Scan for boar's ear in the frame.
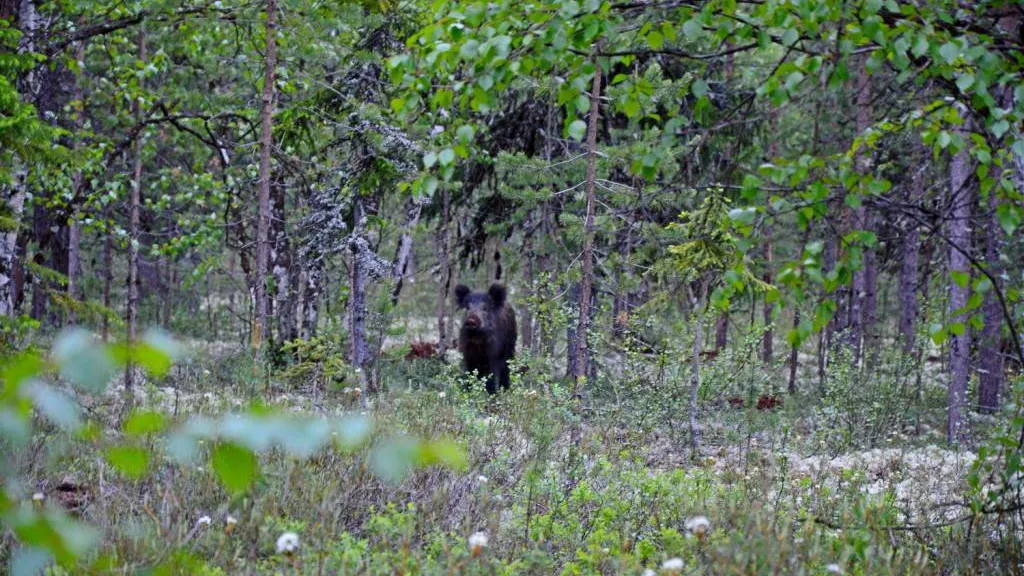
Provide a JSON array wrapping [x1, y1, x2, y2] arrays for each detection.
[[488, 283, 507, 307], [454, 284, 471, 308]]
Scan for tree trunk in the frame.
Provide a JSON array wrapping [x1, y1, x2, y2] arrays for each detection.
[[390, 195, 427, 306], [101, 208, 113, 341], [821, 225, 838, 386], [849, 57, 876, 361], [978, 182, 1003, 413], [612, 206, 634, 340], [762, 107, 779, 364], [272, 182, 296, 344], [66, 36, 86, 325], [947, 109, 973, 444], [899, 178, 923, 359], [0, 168, 27, 318], [434, 186, 451, 355], [521, 219, 535, 351], [687, 278, 709, 458], [253, 0, 277, 351], [348, 195, 377, 394], [573, 60, 602, 385], [787, 227, 812, 393], [126, 28, 147, 397], [714, 312, 728, 351]]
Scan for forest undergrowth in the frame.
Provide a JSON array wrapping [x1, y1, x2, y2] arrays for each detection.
[[8, 330, 1020, 576]]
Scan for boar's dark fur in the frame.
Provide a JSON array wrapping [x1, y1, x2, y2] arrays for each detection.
[[454, 283, 517, 394]]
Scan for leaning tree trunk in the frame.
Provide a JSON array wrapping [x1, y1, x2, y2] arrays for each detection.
[[126, 28, 147, 398], [253, 0, 277, 351], [390, 194, 427, 306], [947, 109, 973, 444]]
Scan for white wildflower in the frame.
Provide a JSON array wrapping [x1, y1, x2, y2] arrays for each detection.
[[276, 532, 300, 554], [477, 475, 488, 484], [661, 557, 684, 572], [825, 564, 843, 574], [197, 515, 212, 527], [685, 516, 712, 539], [225, 515, 238, 534], [468, 531, 488, 556], [202, 369, 211, 377], [32, 492, 44, 504], [642, 570, 657, 576], [438, 391, 447, 399]]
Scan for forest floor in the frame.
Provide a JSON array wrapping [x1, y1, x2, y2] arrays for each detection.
[[21, 331, 1009, 575]]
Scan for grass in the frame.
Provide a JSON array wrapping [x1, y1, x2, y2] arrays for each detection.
[[11, 333, 1021, 576]]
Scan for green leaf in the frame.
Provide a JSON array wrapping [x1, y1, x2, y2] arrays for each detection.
[[690, 79, 709, 98], [949, 322, 966, 336], [784, 71, 804, 91], [997, 204, 1020, 235], [52, 328, 116, 393], [438, 148, 456, 167], [682, 19, 702, 38], [782, 28, 798, 46], [575, 93, 590, 115], [212, 443, 258, 495], [647, 30, 664, 50], [422, 176, 439, 197], [459, 39, 480, 60], [568, 119, 587, 141], [991, 120, 1009, 139], [370, 436, 419, 483], [938, 42, 959, 64], [11, 547, 53, 576], [417, 439, 468, 471], [728, 207, 756, 225], [134, 329, 179, 378], [105, 445, 150, 480], [2, 353, 43, 392], [124, 409, 167, 436], [911, 34, 929, 57], [455, 125, 475, 144], [333, 415, 373, 451], [25, 381, 81, 431], [956, 74, 974, 92], [423, 152, 437, 169], [951, 269, 970, 288]]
